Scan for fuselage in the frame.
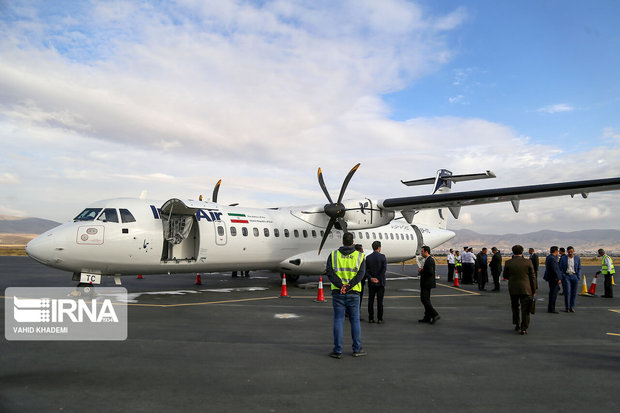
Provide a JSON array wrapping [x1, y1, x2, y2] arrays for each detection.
[[26, 198, 455, 278]]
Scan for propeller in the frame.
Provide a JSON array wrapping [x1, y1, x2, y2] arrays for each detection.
[[212, 179, 222, 203], [317, 163, 360, 255]]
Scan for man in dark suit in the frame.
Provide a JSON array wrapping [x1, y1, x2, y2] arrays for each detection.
[[489, 247, 502, 292], [559, 246, 581, 312], [528, 248, 540, 276], [366, 241, 387, 324], [418, 246, 440, 324], [503, 245, 537, 335], [475, 247, 489, 291], [543, 246, 562, 313]]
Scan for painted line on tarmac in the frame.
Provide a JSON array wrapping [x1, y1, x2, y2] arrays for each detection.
[[606, 333, 620, 336]]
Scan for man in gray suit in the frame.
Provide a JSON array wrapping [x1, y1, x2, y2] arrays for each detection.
[[503, 245, 537, 335]]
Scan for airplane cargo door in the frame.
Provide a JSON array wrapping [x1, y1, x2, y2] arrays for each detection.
[[215, 221, 227, 246]]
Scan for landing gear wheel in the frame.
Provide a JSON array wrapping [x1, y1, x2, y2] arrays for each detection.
[[286, 274, 300, 283]]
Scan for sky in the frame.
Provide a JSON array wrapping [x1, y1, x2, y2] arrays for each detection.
[[1, 0, 620, 234]]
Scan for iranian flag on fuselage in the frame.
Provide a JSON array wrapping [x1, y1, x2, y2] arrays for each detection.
[[228, 212, 249, 224]]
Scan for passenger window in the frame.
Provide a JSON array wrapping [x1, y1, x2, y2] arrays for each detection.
[[74, 208, 102, 221], [372, 233, 376, 240], [366, 232, 370, 239], [242, 227, 248, 236], [217, 226, 225, 236], [119, 209, 136, 223], [358, 232, 363, 239], [264, 228, 270, 237], [384, 233, 388, 240], [312, 230, 317, 238], [274, 229, 280, 237], [302, 230, 307, 238], [97, 208, 119, 223], [320, 230, 325, 237], [284, 229, 290, 238], [390, 233, 394, 240], [294, 230, 299, 238], [253, 228, 259, 237], [231, 227, 237, 236], [401, 234, 404, 240], [379, 233, 383, 240]]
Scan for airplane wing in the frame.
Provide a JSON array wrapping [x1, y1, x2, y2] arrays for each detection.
[[378, 177, 620, 219]]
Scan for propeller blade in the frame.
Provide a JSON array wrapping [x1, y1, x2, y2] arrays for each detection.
[[318, 218, 335, 256], [317, 167, 334, 204], [212, 179, 222, 203], [336, 163, 360, 203], [335, 217, 348, 233]]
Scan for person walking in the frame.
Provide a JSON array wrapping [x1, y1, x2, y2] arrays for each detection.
[[543, 246, 562, 313], [490, 247, 502, 291], [418, 246, 440, 324], [325, 232, 367, 358], [598, 248, 615, 298], [366, 241, 387, 324], [559, 246, 581, 312], [503, 245, 537, 335]]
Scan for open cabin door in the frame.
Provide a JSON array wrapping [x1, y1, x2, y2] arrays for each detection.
[[160, 198, 201, 263]]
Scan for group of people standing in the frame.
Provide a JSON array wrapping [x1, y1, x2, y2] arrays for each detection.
[[325, 233, 615, 357], [447, 247, 503, 291]]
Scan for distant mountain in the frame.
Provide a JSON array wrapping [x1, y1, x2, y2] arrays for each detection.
[[0, 216, 61, 234], [448, 229, 620, 254]]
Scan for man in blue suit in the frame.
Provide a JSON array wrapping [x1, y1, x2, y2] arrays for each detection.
[[543, 246, 562, 313], [559, 246, 581, 312]]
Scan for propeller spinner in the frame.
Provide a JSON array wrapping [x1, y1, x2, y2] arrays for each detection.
[[317, 163, 360, 255]]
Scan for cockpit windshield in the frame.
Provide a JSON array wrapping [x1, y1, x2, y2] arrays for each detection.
[[74, 208, 102, 221]]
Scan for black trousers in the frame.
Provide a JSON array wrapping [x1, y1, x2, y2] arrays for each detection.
[[420, 288, 438, 320], [463, 263, 475, 284], [491, 270, 501, 291], [510, 294, 532, 330], [368, 284, 385, 321], [548, 281, 559, 311], [604, 274, 614, 297], [447, 263, 455, 282]]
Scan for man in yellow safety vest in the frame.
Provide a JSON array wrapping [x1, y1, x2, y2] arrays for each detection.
[[598, 248, 615, 298], [325, 232, 367, 358]]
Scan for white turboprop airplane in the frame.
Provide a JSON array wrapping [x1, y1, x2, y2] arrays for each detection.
[[25, 165, 620, 286]]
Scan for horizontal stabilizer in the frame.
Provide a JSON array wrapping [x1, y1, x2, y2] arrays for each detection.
[[401, 170, 496, 186]]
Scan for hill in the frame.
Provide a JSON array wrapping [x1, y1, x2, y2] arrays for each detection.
[[0, 216, 61, 234], [448, 228, 620, 254]]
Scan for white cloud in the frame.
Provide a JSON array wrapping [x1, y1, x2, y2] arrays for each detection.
[[0, 173, 19, 184], [537, 103, 574, 114]]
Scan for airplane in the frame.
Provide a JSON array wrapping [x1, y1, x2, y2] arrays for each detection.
[[25, 165, 620, 286]]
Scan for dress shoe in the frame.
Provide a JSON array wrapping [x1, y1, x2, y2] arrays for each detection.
[[368, 319, 375, 323], [548, 310, 559, 314], [329, 352, 342, 359], [520, 330, 528, 335], [430, 316, 441, 324], [569, 308, 575, 313], [377, 320, 384, 324], [352, 350, 367, 357]]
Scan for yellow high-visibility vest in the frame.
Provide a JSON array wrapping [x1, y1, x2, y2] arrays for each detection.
[[602, 255, 616, 275], [330, 250, 364, 292]]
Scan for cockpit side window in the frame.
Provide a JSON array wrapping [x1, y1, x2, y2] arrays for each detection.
[[74, 208, 102, 221], [97, 208, 119, 223], [119, 209, 136, 223]]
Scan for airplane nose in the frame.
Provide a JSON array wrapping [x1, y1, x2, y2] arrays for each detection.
[[26, 232, 58, 265]]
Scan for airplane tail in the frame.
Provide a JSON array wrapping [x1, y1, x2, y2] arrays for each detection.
[[401, 169, 496, 229]]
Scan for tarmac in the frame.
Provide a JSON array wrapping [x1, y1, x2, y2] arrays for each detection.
[[1, 256, 619, 413]]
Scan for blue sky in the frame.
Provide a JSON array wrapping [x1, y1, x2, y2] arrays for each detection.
[[1, 0, 620, 233]]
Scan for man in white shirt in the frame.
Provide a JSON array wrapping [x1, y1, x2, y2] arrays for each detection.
[[447, 249, 455, 282]]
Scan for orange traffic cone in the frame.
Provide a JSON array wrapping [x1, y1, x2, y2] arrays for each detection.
[[579, 275, 590, 296], [453, 270, 460, 287], [195, 273, 202, 285], [280, 273, 289, 298], [315, 276, 326, 302], [137, 274, 143, 279], [588, 273, 598, 295]]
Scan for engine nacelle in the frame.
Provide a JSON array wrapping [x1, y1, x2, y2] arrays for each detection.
[[342, 199, 394, 230]]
